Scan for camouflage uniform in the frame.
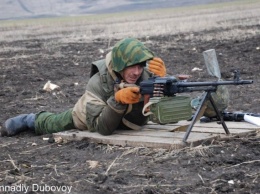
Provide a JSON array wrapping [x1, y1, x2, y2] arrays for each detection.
[[35, 38, 154, 135]]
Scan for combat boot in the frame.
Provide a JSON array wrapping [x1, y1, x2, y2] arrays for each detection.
[[1, 113, 36, 136]]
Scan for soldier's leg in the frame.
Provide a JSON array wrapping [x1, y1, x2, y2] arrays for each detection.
[[2, 113, 36, 136], [2, 109, 76, 136], [35, 109, 75, 135]]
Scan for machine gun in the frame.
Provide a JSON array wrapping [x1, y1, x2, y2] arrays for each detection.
[[140, 71, 253, 142]]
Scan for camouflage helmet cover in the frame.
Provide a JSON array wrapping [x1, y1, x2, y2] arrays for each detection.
[[111, 38, 154, 72]]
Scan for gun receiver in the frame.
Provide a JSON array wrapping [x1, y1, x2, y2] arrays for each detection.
[[140, 72, 253, 97]]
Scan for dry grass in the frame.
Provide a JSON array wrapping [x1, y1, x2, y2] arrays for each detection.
[[0, 0, 259, 43]]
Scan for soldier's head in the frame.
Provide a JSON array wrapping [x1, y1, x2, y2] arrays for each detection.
[[111, 38, 154, 83]]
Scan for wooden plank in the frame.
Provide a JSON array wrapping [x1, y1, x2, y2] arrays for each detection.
[[194, 122, 259, 129], [54, 130, 218, 149], [147, 121, 260, 130], [187, 127, 255, 134], [53, 121, 259, 149], [144, 125, 256, 134]]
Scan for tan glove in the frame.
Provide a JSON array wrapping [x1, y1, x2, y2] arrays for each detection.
[[147, 57, 166, 77], [115, 87, 141, 104]]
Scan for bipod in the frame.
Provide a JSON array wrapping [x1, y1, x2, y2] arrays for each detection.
[[183, 90, 230, 143]]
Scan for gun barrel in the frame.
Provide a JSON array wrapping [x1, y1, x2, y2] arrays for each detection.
[[177, 80, 253, 87]]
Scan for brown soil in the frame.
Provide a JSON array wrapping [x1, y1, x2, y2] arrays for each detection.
[[0, 24, 260, 193]]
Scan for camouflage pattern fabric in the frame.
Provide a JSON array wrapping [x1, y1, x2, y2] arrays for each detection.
[[203, 85, 230, 117], [111, 38, 154, 72], [35, 109, 75, 135]]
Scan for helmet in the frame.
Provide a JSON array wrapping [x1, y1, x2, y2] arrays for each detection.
[[111, 38, 154, 72]]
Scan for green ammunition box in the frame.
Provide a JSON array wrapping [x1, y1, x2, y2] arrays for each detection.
[[149, 96, 192, 124]]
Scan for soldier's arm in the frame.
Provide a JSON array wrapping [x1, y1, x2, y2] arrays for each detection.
[[85, 74, 127, 135]]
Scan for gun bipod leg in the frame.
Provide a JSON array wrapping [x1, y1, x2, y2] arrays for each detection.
[[183, 92, 209, 142], [208, 93, 230, 135], [183, 91, 230, 143]]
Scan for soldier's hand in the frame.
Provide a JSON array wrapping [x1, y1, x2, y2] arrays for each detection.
[[147, 57, 166, 77], [115, 87, 141, 104]]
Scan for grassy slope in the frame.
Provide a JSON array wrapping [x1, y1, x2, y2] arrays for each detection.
[[0, 0, 259, 43]]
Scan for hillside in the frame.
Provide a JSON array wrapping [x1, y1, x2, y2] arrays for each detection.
[[1, 0, 236, 20]]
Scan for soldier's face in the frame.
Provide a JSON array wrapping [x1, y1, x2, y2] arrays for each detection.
[[121, 64, 144, 84]]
